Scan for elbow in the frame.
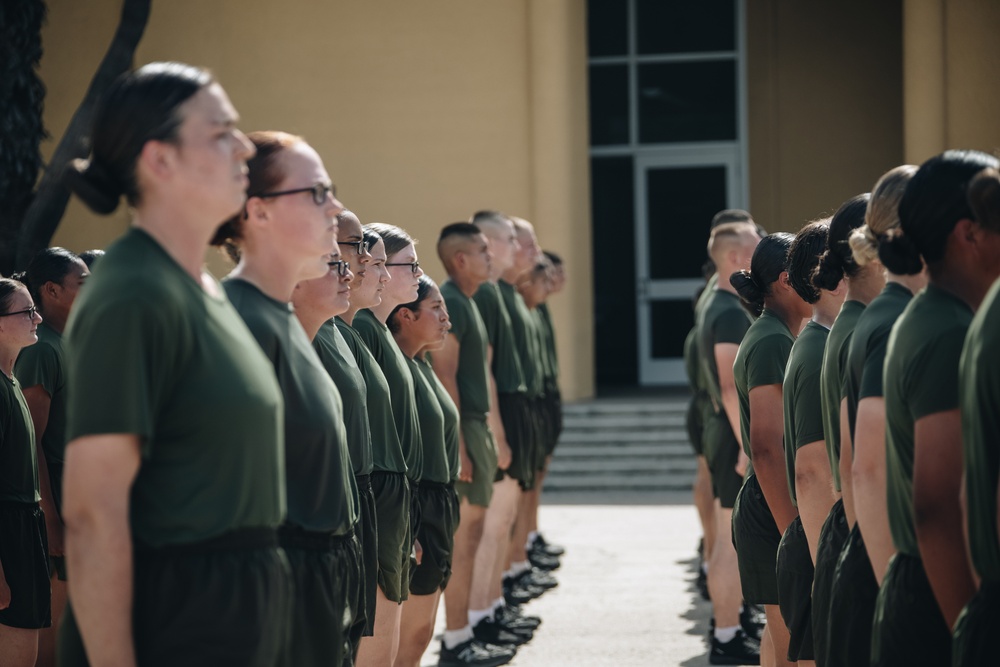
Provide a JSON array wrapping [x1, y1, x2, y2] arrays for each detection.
[[912, 490, 956, 531]]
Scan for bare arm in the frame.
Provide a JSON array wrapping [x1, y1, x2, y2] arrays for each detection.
[[63, 434, 142, 667], [851, 397, 895, 583], [715, 343, 748, 475], [431, 335, 472, 483], [485, 345, 511, 470], [912, 408, 976, 628], [795, 440, 836, 563], [838, 399, 857, 527], [748, 384, 797, 533], [22, 385, 63, 557]]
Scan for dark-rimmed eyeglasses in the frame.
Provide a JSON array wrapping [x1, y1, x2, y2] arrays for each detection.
[[327, 260, 351, 277], [251, 182, 335, 206], [0, 305, 38, 319], [385, 261, 421, 275], [338, 239, 370, 255]]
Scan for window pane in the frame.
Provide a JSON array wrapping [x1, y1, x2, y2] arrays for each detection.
[[646, 165, 727, 280], [592, 156, 637, 386], [638, 60, 736, 143], [589, 64, 630, 146], [636, 0, 735, 55], [650, 300, 694, 359], [587, 0, 628, 57]]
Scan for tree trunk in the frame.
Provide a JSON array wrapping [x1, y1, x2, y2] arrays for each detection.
[[12, 0, 151, 272]]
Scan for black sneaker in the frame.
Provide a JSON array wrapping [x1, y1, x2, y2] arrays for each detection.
[[502, 577, 545, 605], [437, 638, 515, 667], [709, 629, 761, 665], [739, 604, 765, 642], [528, 550, 561, 571], [696, 567, 710, 601], [472, 617, 532, 647], [531, 533, 565, 557], [519, 568, 558, 590], [495, 604, 541, 631]]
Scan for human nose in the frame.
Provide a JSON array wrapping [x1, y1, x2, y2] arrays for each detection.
[[342, 267, 354, 283], [414, 264, 424, 278], [234, 129, 255, 160], [32, 309, 43, 324]]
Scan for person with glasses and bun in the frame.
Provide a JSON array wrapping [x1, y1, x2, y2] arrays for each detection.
[[58, 62, 288, 667], [0, 277, 47, 667], [872, 150, 1000, 667], [730, 232, 811, 667], [13, 247, 89, 667], [211, 130, 362, 667]]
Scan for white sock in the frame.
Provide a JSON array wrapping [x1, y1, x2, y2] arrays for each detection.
[[443, 626, 474, 649], [527, 531, 539, 549], [492, 597, 505, 612], [714, 625, 739, 643], [468, 607, 493, 627]]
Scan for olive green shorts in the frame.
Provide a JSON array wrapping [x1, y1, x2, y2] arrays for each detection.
[[498, 392, 536, 490], [455, 416, 498, 508], [355, 474, 377, 637], [731, 472, 781, 604], [871, 552, 951, 667], [776, 516, 814, 661], [0, 503, 50, 629], [686, 392, 712, 457], [953, 581, 1000, 667], [826, 524, 878, 667], [703, 412, 743, 509], [811, 498, 848, 665], [370, 470, 411, 603], [410, 482, 461, 596]]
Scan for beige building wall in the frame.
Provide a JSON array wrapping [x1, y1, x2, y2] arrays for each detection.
[[39, 0, 594, 399], [746, 1, 904, 232]]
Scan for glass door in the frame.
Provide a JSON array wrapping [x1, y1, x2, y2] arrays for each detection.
[[635, 147, 742, 384]]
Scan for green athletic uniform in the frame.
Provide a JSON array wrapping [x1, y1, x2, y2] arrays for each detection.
[[439, 280, 495, 507], [416, 357, 461, 482], [820, 300, 864, 490], [225, 278, 360, 666], [60, 228, 288, 667], [354, 309, 423, 482], [777, 320, 828, 662], [954, 277, 1000, 665], [408, 357, 451, 485], [732, 308, 794, 605], [874, 284, 970, 666], [537, 302, 564, 459], [498, 280, 542, 400]]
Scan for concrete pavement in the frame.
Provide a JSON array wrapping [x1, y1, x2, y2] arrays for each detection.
[[420, 493, 714, 666]]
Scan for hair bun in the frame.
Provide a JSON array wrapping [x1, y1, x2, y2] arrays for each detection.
[[878, 228, 923, 275], [63, 158, 122, 215], [812, 248, 845, 291], [10, 271, 27, 283], [730, 270, 764, 316]]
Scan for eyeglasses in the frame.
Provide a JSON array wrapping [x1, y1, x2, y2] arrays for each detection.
[[338, 239, 370, 255], [385, 261, 421, 275], [0, 305, 38, 319], [327, 260, 351, 277], [251, 182, 335, 206]]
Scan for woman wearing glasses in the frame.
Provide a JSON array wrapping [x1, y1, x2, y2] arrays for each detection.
[[338, 225, 411, 666], [0, 278, 47, 667], [13, 247, 89, 666], [212, 130, 362, 666], [59, 63, 288, 667]]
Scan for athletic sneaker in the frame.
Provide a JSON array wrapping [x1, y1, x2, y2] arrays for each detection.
[[495, 604, 541, 631], [530, 533, 565, 557], [709, 628, 761, 665], [696, 566, 710, 601], [739, 604, 765, 641], [438, 638, 515, 667], [518, 568, 558, 590], [472, 617, 532, 646], [527, 550, 561, 571]]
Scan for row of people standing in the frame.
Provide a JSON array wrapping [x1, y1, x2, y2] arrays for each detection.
[[686, 149, 1000, 667], [0, 61, 566, 667]]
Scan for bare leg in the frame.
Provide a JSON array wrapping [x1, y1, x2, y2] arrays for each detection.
[[764, 604, 793, 667], [760, 622, 774, 667], [525, 462, 548, 537], [356, 588, 403, 667], [443, 500, 486, 631], [694, 456, 716, 562], [507, 491, 533, 571], [394, 592, 441, 667], [0, 625, 39, 667], [34, 575, 66, 667], [708, 503, 742, 629], [468, 478, 519, 613]]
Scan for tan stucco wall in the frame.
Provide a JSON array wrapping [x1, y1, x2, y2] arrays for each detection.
[[39, 0, 594, 399], [746, 0, 904, 232], [903, 0, 1000, 164]]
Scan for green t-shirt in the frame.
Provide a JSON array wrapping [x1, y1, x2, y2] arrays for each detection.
[[473, 282, 526, 395], [335, 318, 407, 474], [498, 280, 543, 399], [960, 277, 1000, 582], [782, 320, 829, 506], [407, 357, 451, 484], [695, 273, 720, 317], [225, 279, 357, 535], [65, 228, 285, 547], [884, 283, 972, 557], [353, 309, 423, 481], [440, 280, 491, 416], [313, 320, 374, 476], [0, 374, 39, 504], [416, 357, 460, 483], [537, 302, 559, 385], [697, 289, 753, 409], [531, 308, 556, 388], [734, 309, 794, 459], [844, 283, 913, 443], [820, 300, 865, 491], [14, 321, 66, 508]]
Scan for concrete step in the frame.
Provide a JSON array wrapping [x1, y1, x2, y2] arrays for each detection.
[[562, 402, 689, 417], [548, 457, 697, 474], [561, 413, 689, 430], [556, 430, 691, 446], [543, 471, 694, 492], [554, 443, 694, 459]]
